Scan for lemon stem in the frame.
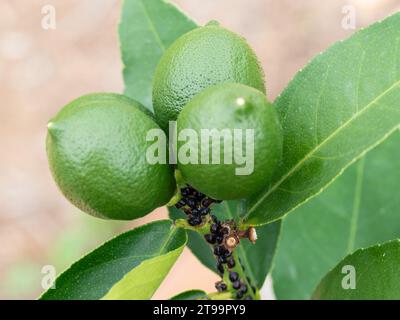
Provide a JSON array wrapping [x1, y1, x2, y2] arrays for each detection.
[[174, 218, 211, 235], [205, 291, 233, 300], [166, 188, 182, 207]]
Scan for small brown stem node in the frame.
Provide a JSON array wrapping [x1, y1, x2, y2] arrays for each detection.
[[224, 234, 240, 250], [237, 227, 257, 244]]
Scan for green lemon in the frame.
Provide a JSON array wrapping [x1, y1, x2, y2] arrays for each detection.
[[176, 83, 282, 200], [46, 93, 176, 220], [153, 23, 265, 131]]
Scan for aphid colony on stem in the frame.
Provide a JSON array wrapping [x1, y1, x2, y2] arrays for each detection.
[[175, 185, 258, 300]]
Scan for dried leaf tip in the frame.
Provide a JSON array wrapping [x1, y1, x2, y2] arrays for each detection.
[[248, 227, 257, 244]]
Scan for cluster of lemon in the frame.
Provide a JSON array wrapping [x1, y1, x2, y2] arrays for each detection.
[[46, 22, 282, 221]]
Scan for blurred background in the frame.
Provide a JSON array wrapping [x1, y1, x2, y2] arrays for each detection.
[[0, 0, 399, 299]]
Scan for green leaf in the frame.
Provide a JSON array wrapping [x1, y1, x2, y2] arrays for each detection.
[[119, 0, 197, 110], [169, 201, 281, 289], [312, 239, 400, 299], [40, 220, 187, 300], [244, 13, 400, 226], [170, 290, 207, 300], [273, 131, 400, 299], [169, 206, 217, 273]]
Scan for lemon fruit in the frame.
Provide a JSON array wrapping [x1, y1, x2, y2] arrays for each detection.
[[153, 23, 265, 131], [176, 83, 282, 200], [46, 93, 176, 220]]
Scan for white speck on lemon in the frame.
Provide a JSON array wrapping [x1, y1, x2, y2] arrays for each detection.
[[236, 97, 246, 107]]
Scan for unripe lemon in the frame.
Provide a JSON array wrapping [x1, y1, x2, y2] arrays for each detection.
[[177, 83, 282, 200], [153, 23, 265, 131], [46, 93, 176, 220]]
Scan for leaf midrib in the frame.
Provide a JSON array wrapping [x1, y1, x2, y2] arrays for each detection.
[[223, 202, 258, 286], [139, 0, 166, 51], [245, 79, 400, 219], [346, 157, 365, 254], [102, 245, 184, 299], [65, 228, 180, 293]]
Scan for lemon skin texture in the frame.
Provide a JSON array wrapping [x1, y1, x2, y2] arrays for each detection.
[[153, 24, 266, 131], [46, 93, 176, 220], [177, 83, 282, 200]]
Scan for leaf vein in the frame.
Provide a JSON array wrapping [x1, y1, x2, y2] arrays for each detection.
[[139, 0, 166, 51], [223, 202, 258, 285], [245, 79, 400, 219], [355, 50, 366, 113], [313, 64, 331, 145], [346, 157, 365, 254]]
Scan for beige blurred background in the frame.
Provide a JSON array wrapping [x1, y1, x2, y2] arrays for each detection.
[[0, 0, 398, 299]]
